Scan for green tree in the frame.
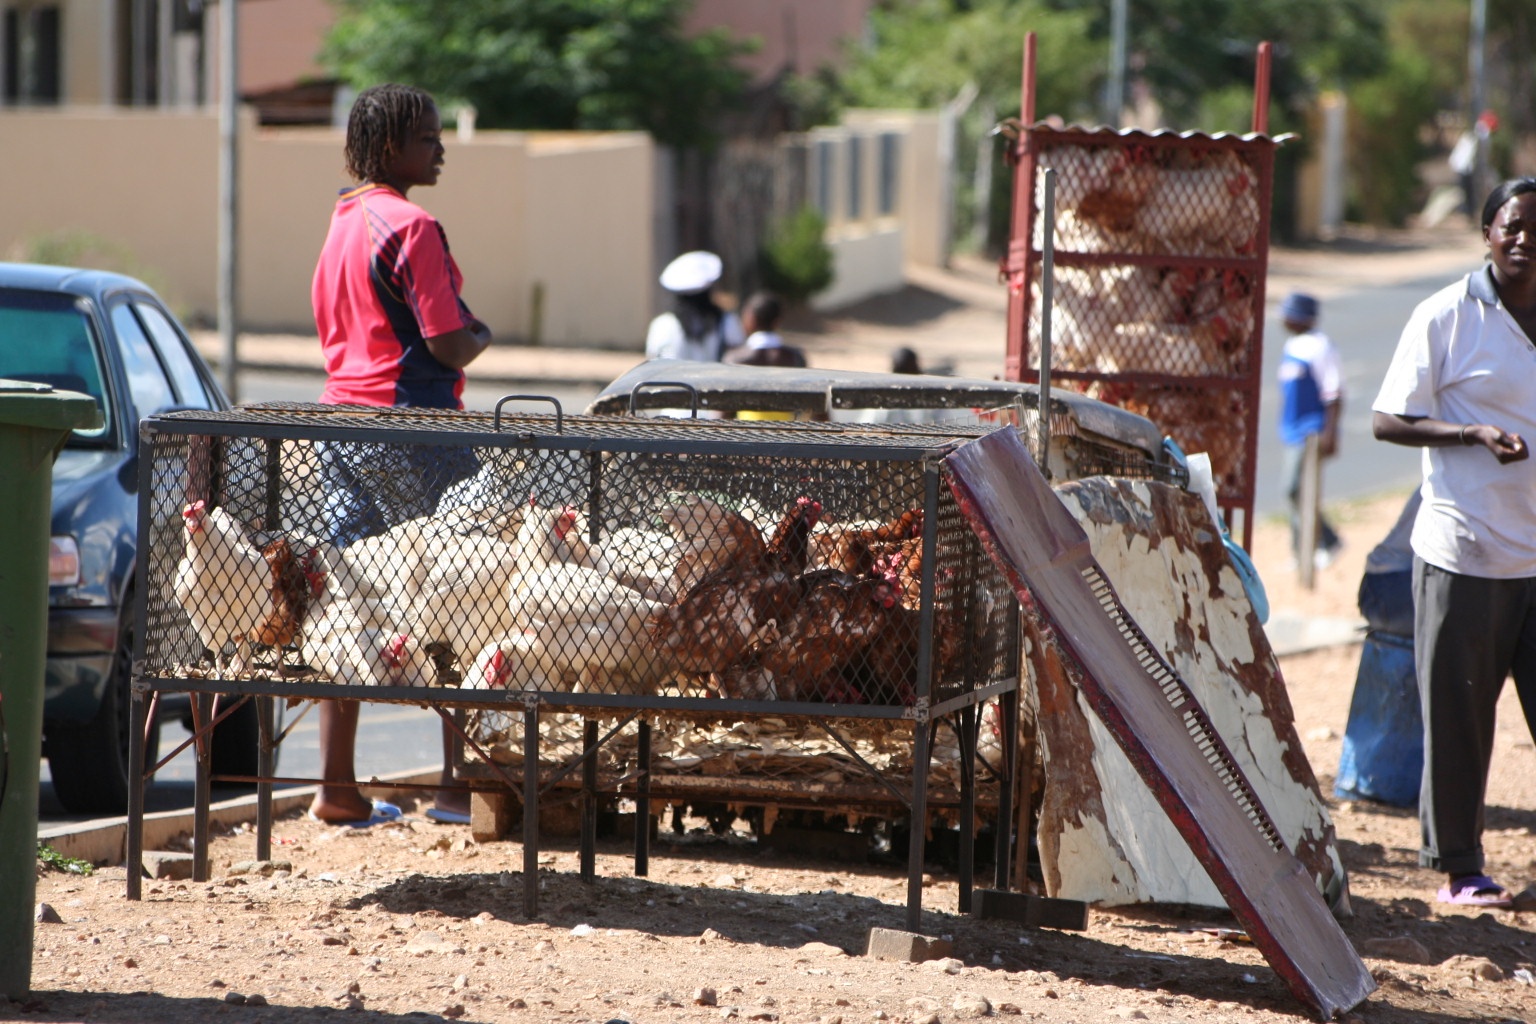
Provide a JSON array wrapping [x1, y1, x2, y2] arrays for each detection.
[[1046, 0, 1388, 130], [1344, 1, 1463, 226], [758, 207, 834, 307], [320, 0, 752, 148], [833, 0, 1099, 253]]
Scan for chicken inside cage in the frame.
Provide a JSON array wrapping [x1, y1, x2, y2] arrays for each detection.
[[146, 425, 1012, 713]]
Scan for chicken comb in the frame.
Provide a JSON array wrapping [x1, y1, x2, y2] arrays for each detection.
[[487, 646, 510, 688], [382, 634, 409, 669], [181, 500, 207, 532], [554, 505, 579, 539]]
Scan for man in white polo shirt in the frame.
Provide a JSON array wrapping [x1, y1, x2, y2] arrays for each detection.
[[1372, 177, 1536, 910]]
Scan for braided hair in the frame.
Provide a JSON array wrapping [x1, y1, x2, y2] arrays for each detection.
[[344, 83, 436, 184]]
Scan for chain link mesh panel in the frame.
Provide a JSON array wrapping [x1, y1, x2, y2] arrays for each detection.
[[139, 406, 1016, 720], [1010, 128, 1276, 527]]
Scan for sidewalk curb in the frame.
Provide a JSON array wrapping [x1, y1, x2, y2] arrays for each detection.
[[226, 359, 618, 393], [38, 768, 441, 868]]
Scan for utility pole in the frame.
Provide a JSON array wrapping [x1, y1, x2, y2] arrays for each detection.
[[1468, 0, 1489, 206], [218, 0, 239, 401], [1106, 0, 1127, 127]]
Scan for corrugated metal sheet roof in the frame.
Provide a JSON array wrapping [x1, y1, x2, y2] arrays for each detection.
[[1025, 122, 1296, 144]]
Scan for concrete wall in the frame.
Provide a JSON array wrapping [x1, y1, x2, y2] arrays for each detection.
[[801, 110, 949, 309], [0, 108, 655, 345], [1, 104, 945, 340]]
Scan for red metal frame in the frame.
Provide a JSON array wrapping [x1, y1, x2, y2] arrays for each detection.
[[1003, 36, 1281, 550]]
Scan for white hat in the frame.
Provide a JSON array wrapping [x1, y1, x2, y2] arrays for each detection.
[[659, 250, 723, 294]]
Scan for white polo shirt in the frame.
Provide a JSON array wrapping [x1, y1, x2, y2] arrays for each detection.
[[1373, 267, 1536, 578]]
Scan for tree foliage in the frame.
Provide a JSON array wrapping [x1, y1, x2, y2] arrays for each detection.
[[319, 0, 753, 148], [837, 0, 1099, 122], [758, 207, 834, 307], [830, 1, 1098, 253], [1044, 0, 1389, 130]]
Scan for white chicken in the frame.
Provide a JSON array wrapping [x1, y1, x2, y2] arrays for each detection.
[[464, 634, 564, 692], [305, 596, 433, 688], [509, 503, 673, 695], [303, 503, 532, 683], [393, 531, 522, 681], [653, 493, 766, 600], [172, 500, 277, 673]]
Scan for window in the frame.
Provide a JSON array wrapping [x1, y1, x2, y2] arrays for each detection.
[[136, 301, 215, 409], [2, 4, 61, 104], [878, 133, 901, 216], [847, 136, 864, 220], [0, 288, 110, 440], [815, 139, 835, 219], [111, 303, 176, 419]]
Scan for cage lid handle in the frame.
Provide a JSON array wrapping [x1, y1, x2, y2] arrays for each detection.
[[494, 394, 563, 433], [626, 381, 700, 418]]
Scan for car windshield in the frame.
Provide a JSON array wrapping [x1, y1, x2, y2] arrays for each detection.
[[0, 288, 110, 442]]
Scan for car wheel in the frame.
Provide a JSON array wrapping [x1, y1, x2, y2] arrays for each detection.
[[46, 599, 161, 816]]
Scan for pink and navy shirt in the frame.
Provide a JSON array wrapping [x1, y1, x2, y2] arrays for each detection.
[[312, 183, 471, 409]]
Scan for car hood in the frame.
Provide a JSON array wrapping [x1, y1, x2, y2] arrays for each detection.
[[52, 446, 127, 497]]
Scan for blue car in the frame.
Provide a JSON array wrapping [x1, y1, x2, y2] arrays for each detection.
[[0, 262, 262, 814]]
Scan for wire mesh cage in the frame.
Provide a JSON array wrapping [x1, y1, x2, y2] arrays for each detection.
[[136, 404, 1018, 727], [1003, 126, 1283, 545]]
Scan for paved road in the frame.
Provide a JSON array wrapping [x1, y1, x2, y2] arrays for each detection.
[[1252, 268, 1468, 518]]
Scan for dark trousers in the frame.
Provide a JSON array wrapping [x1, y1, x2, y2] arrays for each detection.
[[1282, 441, 1339, 557], [1413, 558, 1536, 875], [317, 440, 479, 548]]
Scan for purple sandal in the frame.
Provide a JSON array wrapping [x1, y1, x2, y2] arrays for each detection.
[[1436, 874, 1513, 908]]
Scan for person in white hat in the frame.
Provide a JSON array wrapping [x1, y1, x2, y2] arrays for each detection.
[[645, 250, 745, 362]]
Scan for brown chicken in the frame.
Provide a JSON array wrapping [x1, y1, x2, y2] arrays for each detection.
[[811, 507, 923, 579], [848, 551, 970, 705], [242, 539, 320, 649], [647, 496, 822, 682], [754, 568, 903, 703]]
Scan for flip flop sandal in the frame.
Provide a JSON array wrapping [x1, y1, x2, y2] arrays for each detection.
[[307, 799, 403, 829], [1436, 874, 1513, 908], [424, 806, 472, 825]]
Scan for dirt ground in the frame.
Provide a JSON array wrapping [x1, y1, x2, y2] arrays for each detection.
[[14, 485, 1536, 1024]]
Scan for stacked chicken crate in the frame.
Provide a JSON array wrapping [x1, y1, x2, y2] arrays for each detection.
[[131, 403, 1019, 926], [1002, 39, 1285, 548]]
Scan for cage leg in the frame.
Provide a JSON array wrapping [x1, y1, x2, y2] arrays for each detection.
[[522, 702, 540, 918], [957, 706, 978, 913], [125, 686, 151, 901], [192, 693, 213, 883], [635, 720, 651, 877], [255, 695, 275, 861], [580, 718, 598, 883], [906, 712, 932, 932], [994, 686, 1020, 891]]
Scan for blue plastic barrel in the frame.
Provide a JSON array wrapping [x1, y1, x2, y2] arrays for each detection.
[[1334, 630, 1422, 807]]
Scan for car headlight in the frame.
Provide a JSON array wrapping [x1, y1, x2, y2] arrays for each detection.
[[49, 536, 81, 587]]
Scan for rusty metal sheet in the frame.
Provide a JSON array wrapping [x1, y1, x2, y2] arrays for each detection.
[[945, 426, 1372, 1021], [1034, 477, 1348, 911]]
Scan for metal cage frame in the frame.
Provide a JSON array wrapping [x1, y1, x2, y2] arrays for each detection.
[[126, 402, 1023, 929], [1002, 36, 1286, 549]]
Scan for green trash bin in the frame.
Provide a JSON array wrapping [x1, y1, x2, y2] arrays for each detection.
[[0, 379, 101, 999]]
